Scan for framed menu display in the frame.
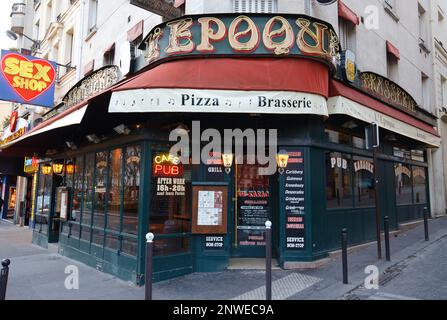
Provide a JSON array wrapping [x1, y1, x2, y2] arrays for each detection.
[[192, 185, 228, 234]]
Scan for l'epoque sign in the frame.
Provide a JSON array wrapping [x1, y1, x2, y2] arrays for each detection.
[[136, 14, 340, 72], [0, 50, 56, 108]]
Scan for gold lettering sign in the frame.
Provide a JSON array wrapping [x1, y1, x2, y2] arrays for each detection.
[[361, 72, 417, 113], [0, 127, 26, 146], [197, 17, 226, 53], [263, 16, 294, 55], [62, 66, 122, 110], [165, 18, 195, 54], [139, 14, 340, 72], [228, 15, 260, 52]]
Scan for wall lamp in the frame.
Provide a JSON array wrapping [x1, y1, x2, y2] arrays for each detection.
[[52, 161, 65, 176], [41, 163, 53, 175], [276, 150, 290, 175], [221, 153, 234, 174], [6, 30, 40, 50]]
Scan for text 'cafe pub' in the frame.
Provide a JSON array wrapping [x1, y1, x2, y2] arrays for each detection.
[[1, 13, 439, 284]]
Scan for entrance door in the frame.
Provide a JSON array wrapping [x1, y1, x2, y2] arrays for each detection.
[[233, 161, 272, 257]]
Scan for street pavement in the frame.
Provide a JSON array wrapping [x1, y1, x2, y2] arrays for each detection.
[[1, 216, 447, 300]]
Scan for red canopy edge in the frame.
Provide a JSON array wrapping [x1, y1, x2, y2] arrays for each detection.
[[339, 0, 360, 25], [112, 57, 331, 98], [330, 79, 439, 137]]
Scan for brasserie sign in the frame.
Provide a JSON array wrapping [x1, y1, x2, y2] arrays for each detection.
[[360, 72, 418, 114], [136, 14, 340, 72], [62, 66, 122, 110]]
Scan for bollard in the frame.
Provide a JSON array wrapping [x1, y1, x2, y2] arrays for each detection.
[[384, 216, 391, 261], [145, 233, 154, 300], [424, 207, 429, 241], [265, 221, 272, 301], [341, 229, 348, 285], [0, 259, 11, 301]]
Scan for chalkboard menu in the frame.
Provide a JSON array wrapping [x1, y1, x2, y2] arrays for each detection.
[[283, 149, 306, 250]]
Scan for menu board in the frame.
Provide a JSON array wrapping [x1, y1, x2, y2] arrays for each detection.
[[192, 185, 228, 234], [283, 149, 306, 250], [197, 191, 223, 226]]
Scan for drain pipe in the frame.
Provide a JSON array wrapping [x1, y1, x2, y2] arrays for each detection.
[[76, 0, 87, 81]]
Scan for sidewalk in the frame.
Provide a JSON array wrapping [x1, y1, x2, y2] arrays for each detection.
[[1, 216, 446, 300]]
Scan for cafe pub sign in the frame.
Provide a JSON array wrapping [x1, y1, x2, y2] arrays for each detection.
[[134, 13, 341, 72]]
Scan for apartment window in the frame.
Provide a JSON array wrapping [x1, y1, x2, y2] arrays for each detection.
[[64, 29, 74, 67], [234, 0, 277, 13], [418, 3, 428, 46], [103, 44, 115, 66], [34, 20, 40, 41], [339, 18, 357, 52], [421, 73, 430, 111], [387, 54, 398, 82], [441, 76, 447, 107], [130, 35, 143, 59], [88, 0, 98, 33]]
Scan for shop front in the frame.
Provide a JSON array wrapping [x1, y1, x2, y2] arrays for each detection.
[[0, 13, 440, 284]]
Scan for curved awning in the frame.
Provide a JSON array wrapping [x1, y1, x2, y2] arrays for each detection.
[[329, 80, 440, 147], [109, 58, 331, 116]]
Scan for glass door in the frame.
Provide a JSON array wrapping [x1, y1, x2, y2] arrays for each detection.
[[233, 160, 272, 257]]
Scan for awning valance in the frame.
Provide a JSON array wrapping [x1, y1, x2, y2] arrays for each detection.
[[1, 105, 88, 149], [328, 96, 440, 147], [339, 0, 360, 25]]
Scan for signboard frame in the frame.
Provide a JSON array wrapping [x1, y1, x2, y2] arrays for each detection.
[[192, 185, 228, 235]]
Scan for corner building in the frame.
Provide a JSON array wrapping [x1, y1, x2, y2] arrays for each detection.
[[2, 5, 440, 283]]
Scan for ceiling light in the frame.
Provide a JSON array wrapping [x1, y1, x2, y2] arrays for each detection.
[[86, 134, 102, 144], [114, 124, 131, 135], [65, 141, 77, 150]]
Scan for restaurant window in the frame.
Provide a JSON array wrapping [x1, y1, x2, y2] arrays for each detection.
[[353, 157, 375, 207], [413, 166, 427, 204], [92, 151, 108, 246], [411, 149, 425, 162], [326, 153, 353, 209], [395, 164, 412, 205], [35, 167, 51, 235], [149, 149, 192, 256], [70, 156, 84, 238], [325, 128, 351, 146], [122, 145, 141, 235], [393, 147, 411, 159], [81, 153, 95, 241], [107, 149, 122, 232]]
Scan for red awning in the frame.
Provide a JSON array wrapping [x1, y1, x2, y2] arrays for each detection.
[[127, 20, 144, 42], [330, 80, 438, 137], [174, 0, 185, 8], [339, 0, 360, 25], [386, 40, 400, 60], [113, 58, 330, 97], [104, 42, 115, 54]]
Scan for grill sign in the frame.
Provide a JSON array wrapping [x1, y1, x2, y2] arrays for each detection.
[[0, 50, 56, 107]]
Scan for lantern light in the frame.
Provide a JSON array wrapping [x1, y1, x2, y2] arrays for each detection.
[[276, 150, 290, 174], [42, 163, 53, 175], [221, 153, 234, 174], [66, 161, 75, 175], [52, 162, 64, 175]]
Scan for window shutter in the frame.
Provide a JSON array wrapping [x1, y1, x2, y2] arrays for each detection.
[[234, 0, 276, 13]]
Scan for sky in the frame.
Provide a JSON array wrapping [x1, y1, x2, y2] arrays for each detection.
[[0, 0, 18, 51]]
